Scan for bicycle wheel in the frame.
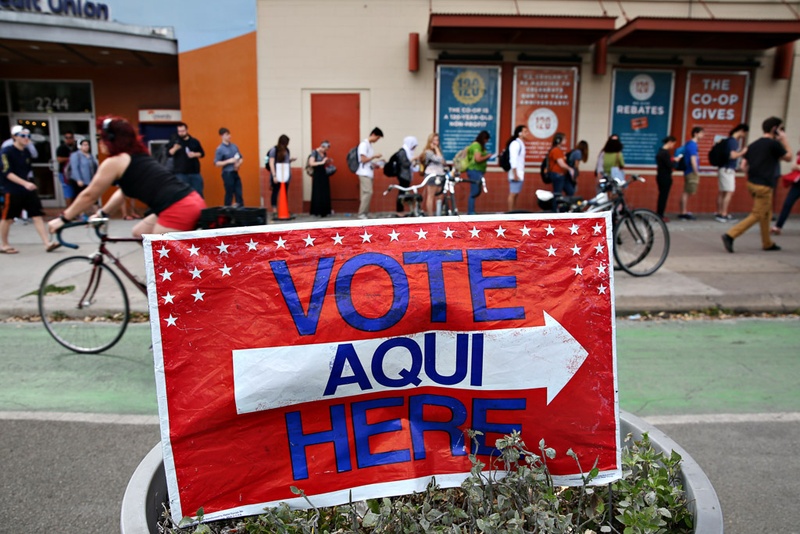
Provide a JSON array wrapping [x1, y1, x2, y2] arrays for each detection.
[[38, 256, 130, 353], [613, 209, 670, 277]]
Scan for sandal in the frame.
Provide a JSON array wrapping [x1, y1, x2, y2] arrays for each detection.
[[46, 242, 61, 252], [0, 247, 19, 254]]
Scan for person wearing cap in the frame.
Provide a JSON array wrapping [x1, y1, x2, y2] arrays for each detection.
[[308, 140, 333, 217], [214, 127, 244, 207], [1, 126, 60, 254]]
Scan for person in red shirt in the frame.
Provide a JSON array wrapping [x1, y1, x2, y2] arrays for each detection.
[[547, 133, 575, 209]]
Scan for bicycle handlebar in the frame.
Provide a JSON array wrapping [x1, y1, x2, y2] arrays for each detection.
[[53, 218, 110, 249]]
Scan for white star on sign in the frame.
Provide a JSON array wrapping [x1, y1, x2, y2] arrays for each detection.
[[388, 230, 400, 242], [597, 263, 607, 275], [545, 224, 555, 236], [188, 244, 199, 256], [469, 226, 481, 238], [162, 292, 174, 304], [190, 267, 202, 279], [495, 225, 506, 237], [595, 243, 605, 254], [332, 233, 344, 245], [158, 246, 170, 258], [416, 228, 428, 240], [160, 269, 172, 281], [360, 230, 372, 243], [192, 289, 205, 302], [443, 227, 455, 238], [247, 239, 258, 251], [572, 265, 584, 276], [275, 237, 287, 249], [569, 224, 580, 235], [217, 242, 229, 254], [303, 234, 316, 247], [546, 245, 557, 256], [520, 225, 531, 236], [593, 223, 604, 235], [219, 264, 232, 276], [571, 244, 581, 256], [165, 315, 177, 327], [598, 284, 607, 294]]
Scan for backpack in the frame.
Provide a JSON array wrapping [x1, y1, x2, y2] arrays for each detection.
[[498, 146, 511, 172], [305, 150, 316, 177], [674, 144, 687, 171], [346, 144, 360, 173], [452, 147, 470, 173], [383, 150, 401, 178], [708, 138, 730, 168], [540, 149, 552, 184]]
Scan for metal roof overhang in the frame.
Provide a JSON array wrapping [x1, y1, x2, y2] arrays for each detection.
[[608, 17, 800, 51], [428, 14, 617, 48]]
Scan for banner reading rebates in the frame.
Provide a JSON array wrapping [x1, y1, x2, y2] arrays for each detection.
[[144, 214, 620, 524]]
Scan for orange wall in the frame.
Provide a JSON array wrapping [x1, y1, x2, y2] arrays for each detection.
[[177, 32, 259, 208]]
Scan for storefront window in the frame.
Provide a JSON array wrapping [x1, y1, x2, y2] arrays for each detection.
[[9, 81, 93, 113]]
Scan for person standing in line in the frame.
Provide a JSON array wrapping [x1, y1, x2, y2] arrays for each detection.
[[267, 135, 296, 214], [505, 125, 529, 212], [394, 136, 419, 213], [567, 140, 589, 190], [56, 130, 79, 206], [421, 132, 445, 216], [465, 130, 493, 215], [722, 116, 792, 253], [214, 127, 244, 207], [601, 135, 624, 177], [655, 136, 678, 222], [1, 126, 59, 253], [714, 123, 749, 222], [69, 139, 99, 219], [168, 122, 205, 197], [772, 140, 800, 235], [678, 126, 704, 220], [356, 127, 384, 220], [547, 132, 575, 210], [308, 140, 333, 217]]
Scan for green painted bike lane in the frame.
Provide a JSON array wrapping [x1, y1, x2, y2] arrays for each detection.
[[1, 318, 798, 416]]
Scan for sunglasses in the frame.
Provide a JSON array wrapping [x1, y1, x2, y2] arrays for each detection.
[[16, 133, 30, 138]]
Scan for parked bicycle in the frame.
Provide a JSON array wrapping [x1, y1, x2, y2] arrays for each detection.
[[39, 219, 145, 353], [536, 174, 670, 277], [384, 168, 487, 216]]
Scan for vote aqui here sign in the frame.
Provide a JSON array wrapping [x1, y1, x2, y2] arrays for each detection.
[[143, 213, 621, 524]]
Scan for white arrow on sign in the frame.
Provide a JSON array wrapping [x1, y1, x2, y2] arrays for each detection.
[[232, 312, 588, 415]]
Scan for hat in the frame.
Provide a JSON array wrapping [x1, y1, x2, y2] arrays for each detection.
[[11, 125, 30, 137], [320, 141, 330, 148]]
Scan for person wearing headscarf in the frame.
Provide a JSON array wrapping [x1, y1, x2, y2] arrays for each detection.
[[395, 135, 419, 213]]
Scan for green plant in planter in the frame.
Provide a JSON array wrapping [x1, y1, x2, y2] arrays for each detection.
[[163, 432, 692, 534]]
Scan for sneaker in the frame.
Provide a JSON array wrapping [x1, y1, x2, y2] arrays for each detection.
[[764, 243, 781, 251], [722, 234, 734, 253], [714, 214, 727, 223], [678, 213, 697, 221], [724, 214, 737, 222], [357, 214, 368, 220]]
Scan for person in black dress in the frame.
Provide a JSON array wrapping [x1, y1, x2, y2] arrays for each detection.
[[308, 140, 332, 217], [655, 136, 678, 222]]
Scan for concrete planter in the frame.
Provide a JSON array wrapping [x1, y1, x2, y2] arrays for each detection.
[[120, 410, 723, 533]]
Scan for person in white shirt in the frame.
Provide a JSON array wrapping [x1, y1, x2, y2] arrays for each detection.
[[505, 125, 530, 211], [356, 127, 384, 219]]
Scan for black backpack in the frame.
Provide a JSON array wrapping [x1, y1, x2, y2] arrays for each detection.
[[708, 138, 730, 168], [384, 150, 401, 178], [540, 149, 552, 184], [346, 145, 360, 173], [499, 146, 511, 172]]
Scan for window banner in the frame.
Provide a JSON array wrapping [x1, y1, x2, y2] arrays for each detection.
[[610, 70, 675, 167], [512, 67, 578, 165], [683, 71, 750, 169], [436, 65, 501, 162], [145, 214, 621, 524]]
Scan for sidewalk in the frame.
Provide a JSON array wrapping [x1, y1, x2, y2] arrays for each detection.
[[1, 211, 799, 317]]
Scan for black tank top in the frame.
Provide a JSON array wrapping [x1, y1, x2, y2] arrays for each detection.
[[116, 153, 193, 214]]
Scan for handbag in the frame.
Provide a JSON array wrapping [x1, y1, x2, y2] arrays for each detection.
[[781, 170, 800, 188]]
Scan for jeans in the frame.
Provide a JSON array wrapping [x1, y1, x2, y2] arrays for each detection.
[[776, 181, 800, 229], [176, 173, 204, 198], [467, 170, 483, 214], [727, 182, 775, 249], [222, 171, 243, 206], [550, 173, 574, 211]]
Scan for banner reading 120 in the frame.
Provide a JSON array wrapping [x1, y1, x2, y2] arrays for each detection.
[[436, 65, 501, 161]]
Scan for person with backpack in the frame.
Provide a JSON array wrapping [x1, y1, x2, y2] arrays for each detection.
[[356, 127, 384, 219], [392, 136, 419, 213], [655, 136, 679, 222], [465, 130, 493, 215], [678, 126, 705, 220], [713, 123, 749, 222], [266, 134, 296, 215], [547, 133, 575, 211], [505, 125, 529, 212], [567, 140, 589, 188]]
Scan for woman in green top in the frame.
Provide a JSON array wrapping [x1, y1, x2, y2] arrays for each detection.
[[601, 135, 625, 183], [465, 130, 493, 214]]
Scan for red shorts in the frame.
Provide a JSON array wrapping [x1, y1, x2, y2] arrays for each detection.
[[157, 191, 206, 231]]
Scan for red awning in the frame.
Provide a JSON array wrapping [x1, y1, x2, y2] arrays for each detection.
[[608, 17, 800, 50], [428, 14, 617, 47]]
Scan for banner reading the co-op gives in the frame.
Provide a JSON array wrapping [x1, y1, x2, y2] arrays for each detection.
[[611, 69, 675, 167], [436, 65, 501, 162], [144, 214, 621, 524]]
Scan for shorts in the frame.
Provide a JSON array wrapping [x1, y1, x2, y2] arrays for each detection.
[[717, 168, 736, 192], [508, 171, 523, 194], [157, 191, 207, 231], [1, 191, 44, 220], [683, 172, 700, 194]]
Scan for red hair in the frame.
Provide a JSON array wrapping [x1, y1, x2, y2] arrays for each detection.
[[97, 116, 148, 156]]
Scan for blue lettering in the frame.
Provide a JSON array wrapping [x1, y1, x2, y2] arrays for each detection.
[[285, 405, 352, 480], [423, 332, 468, 385], [467, 248, 525, 322], [335, 253, 409, 332], [403, 250, 463, 322], [409, 394, 468, 460], [471, 398, 526, 456], [470, 333, 484, 386], [371, 337, 422, 388], [323, 343, 373, 396], [64, 0, 77, 15], [352, 397, 410, 468], [270, 257, 334, 336], [48, 0, 61, 13]]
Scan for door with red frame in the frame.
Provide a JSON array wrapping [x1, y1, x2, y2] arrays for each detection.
[[311, 93, 360, 213]]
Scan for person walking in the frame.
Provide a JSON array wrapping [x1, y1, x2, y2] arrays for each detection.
[[567, 140, 589, 190], [505, 125, 529, 212], [421, 133, 445, 216], [308, 140, 333, 217], [356, 127, 384, 219], [714, 123, 749, 222], [465, 130, 492, 215], [722, 116, 792, 253], [266, 134, 296, 215], [214, 127, 244, 207], [771, 140, 800, 235], [167, 122, 205, 197], [678, 127, 704, 220], [547, 132, 575, 210], [655, 136, 678, 222]]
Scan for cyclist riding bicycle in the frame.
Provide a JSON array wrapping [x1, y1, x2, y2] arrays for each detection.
[[48, 115, 207, 238]]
